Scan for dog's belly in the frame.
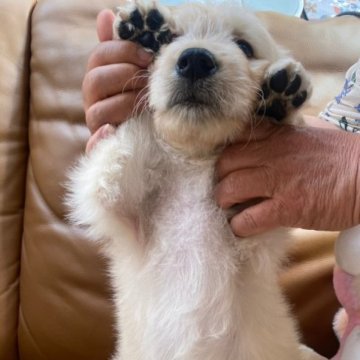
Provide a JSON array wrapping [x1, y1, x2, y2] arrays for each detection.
[[111, 163, 303, 360]]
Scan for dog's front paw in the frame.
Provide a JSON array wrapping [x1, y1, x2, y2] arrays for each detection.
[[113, 1, 174, 53], [257, 59, 312, 122]]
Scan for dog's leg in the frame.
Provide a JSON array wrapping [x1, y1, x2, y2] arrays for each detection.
[[67, 116, 162, 242], [257, 58, 312, 123], [113, 1, 175, 53]]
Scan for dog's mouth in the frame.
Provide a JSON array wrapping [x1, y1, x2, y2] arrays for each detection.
[[169, 92, 211, 108], [167, 79, 218, 111], [179, 95, 206, 106]]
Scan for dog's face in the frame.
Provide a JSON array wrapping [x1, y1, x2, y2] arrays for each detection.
[[148, 3, 282, 156]]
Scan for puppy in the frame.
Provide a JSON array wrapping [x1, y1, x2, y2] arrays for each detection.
[[68, 2, 323, 359]]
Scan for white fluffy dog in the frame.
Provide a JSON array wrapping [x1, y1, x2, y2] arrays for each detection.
[[68, 2, 324, 359]]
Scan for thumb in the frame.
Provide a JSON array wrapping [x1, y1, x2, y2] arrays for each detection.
[[97, 9, 116, 42]]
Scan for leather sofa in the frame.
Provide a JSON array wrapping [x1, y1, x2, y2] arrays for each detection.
[[1, 0, 360, 359]]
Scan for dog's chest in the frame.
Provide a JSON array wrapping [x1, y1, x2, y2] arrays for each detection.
[[146, 157, 221, 239], [141, 156, 237, 273]]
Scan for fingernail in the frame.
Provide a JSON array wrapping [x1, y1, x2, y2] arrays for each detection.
[[137, 47, 153, 63]]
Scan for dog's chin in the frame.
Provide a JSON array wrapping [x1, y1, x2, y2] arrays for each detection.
[[153, 97, 245, 158]]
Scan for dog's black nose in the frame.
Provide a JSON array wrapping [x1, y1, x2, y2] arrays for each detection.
[[176, 48, 218, 81]]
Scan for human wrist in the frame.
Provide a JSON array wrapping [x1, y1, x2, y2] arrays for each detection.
[[299, 127, 360, 231]]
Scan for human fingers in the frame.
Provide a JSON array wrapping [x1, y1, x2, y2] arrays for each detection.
[[87, 40, 153, 72], [86, 89, 146, 133], [83, 64, 148, 110], [215, 167, 275, 209], [97, 9, 116, 42], [216, 142, 265, 181], [86, 124, 116, 154], [230, 199, 284, 237], [217, 124, 292, 180]]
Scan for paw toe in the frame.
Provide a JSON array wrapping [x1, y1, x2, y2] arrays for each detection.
[[116, 4, 173, 53], [118, 21, 136, 40], [260, 83, 270, 99], [136, 31, 160, 53], [129, 8, 144, 30], [269, 69, 288, 93], [264, 99, 286, 121], [259, 60, 311, 123], [157, 29, 173, 45], [285, 74, 302, 96], [292, 90, 307, 108], [146, 9, 165, 31]]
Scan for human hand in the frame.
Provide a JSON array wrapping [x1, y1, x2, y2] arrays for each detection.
[[215, 123, 360, 237], [83, 9, 153, 152]]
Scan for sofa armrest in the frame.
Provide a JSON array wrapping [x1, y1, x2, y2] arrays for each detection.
[[0, 1, 35, 360]]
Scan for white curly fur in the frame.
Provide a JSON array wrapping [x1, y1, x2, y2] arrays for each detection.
[[67, 2, 323, 359]]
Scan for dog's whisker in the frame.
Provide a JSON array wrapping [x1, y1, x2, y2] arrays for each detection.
[[121, 69, 150, 94], [132, 85, 150, 118]]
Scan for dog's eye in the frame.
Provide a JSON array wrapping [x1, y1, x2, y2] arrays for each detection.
[[235, 39, 254, 58]]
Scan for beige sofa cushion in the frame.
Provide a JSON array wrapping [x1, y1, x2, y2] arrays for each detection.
[[19, 1, 117, 359], [0, 1, 35, 359]]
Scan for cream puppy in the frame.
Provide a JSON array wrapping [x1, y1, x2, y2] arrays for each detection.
[[68, 2, 323, 359]]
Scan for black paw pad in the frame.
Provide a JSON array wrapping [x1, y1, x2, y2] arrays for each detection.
[[258, 63, 310, 123], [117, 6, 174, 53], [259, 99, 286, 122], [285, 74, 302, 96], [118, 21, 135, 40], [260, 83, 270, 99], [157, 29, 173, 45], [269, 69, 288, 93], [146, 9, 165, 31], [136, 31, 159, 53], [130, 9, 144, 30], [292, 90, 307, 108]]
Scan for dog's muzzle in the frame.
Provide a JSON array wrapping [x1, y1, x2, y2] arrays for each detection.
[[167, 47, 219, 110]]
